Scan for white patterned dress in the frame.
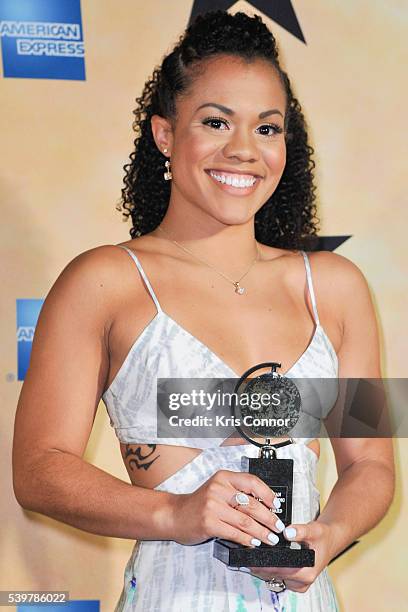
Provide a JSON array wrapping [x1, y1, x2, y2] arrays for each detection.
[[102, 246, 340, 611]]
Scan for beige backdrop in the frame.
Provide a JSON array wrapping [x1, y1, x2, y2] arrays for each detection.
[[1, 1, 407, 610]]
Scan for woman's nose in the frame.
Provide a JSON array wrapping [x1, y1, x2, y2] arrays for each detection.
[[222, 129, 260, 163]]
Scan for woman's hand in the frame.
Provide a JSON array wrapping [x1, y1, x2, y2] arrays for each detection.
[[170, 469, 285, 547], [248, 520, 336, 593]]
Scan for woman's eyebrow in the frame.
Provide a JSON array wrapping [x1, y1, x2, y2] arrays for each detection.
[[195, 102, 284, 119]]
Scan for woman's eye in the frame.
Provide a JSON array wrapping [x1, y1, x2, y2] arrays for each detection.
[[202, 116, 229, 130], [201, 117, 283, 137], [257, 123, 283, 137]]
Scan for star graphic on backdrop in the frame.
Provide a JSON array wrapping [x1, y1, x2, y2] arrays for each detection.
[[188, 0, 305, 42], [313, 235, 351, 252]]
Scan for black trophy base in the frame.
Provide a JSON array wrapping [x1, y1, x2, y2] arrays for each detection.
[[213, 538, 315, 567]]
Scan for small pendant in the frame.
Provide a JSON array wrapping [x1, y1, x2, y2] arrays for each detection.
[[234, 282, 245, 295]]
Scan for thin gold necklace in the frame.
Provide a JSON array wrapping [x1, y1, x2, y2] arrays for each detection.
[[157, 225, 260, 295]]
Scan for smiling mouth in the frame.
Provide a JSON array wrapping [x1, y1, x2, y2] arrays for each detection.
[[205, 169, 261, 189]]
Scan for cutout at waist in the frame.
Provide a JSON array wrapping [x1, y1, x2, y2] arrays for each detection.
[[120, 438, 320, 490]]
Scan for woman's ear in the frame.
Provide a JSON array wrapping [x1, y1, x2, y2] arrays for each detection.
[[151, 115, 174, 156]]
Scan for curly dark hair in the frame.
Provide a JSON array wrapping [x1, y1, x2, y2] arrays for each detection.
[[117, 10, 320, 249]]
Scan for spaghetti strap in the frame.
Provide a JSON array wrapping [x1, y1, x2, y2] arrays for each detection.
[[301, 251, 320, 326], [117, 245, 162, 314]]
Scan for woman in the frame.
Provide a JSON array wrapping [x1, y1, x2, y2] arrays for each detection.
[[13, 11, 394, 611]]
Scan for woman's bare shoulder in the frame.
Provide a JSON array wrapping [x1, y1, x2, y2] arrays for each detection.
[[306, 250, 375, 339], [258, 244, 367, 283], [50, 233, 181, 319], [55, 239, 153, 288], [44, 242, 151, 327], [307, 250, 370, 293]]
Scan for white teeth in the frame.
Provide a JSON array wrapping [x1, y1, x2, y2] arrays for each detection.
[[209, 171, 257, 188]]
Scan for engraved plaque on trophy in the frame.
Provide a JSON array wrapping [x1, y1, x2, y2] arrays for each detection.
[[213, 362, 315, 568]]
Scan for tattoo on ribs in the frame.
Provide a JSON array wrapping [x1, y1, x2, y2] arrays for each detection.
[[124, 444, 160, 471]]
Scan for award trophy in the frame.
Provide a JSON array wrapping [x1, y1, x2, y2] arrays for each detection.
[[213, 362, 315, 568]]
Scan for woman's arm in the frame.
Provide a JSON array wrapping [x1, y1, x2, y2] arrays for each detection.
[[315, 252, 395, 559], [12, 246, 177, 540], [251, 252, 395, 591]]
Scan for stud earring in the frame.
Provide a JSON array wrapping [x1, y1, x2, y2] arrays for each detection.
[[163, 157, 172, 181]]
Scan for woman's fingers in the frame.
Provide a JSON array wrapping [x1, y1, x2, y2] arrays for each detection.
[[250, 566, 300, 580], [201, 470, 286, 546], [215, 469, 280, 510], [216, 520, 268, 549], [174, 469, 286, 546], [249, 567, 313, 593], [282, 521, 324, 544], [222, 494, 284, 537], [222, 471, 285, 535], [283, 579, 310, 593], [219, 503, 282, 547]]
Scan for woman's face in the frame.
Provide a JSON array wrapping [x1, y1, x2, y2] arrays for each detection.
[[155, 55, 287, 226]]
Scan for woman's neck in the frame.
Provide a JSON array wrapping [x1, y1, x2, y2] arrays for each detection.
[[155, 200, 261, 270]]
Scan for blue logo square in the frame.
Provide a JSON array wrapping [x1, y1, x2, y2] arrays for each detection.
[[16, 298, 44, 380], [0, 0, 86, 80]]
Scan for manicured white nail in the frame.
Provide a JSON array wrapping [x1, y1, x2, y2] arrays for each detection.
[[273, 497, 281, 509], [239, 567, 251, 573], [267, 532, 279, 545], [284, 527, 297, 539], [275, 519, 285, 532], [251, 538, 261, 547]]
